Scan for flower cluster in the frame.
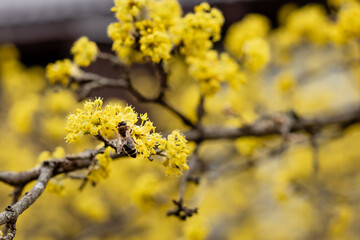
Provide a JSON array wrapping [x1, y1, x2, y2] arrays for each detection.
[[224, 14, 271, 71], [46, 59, 79, 85], [65, 98, 190, 175], [70, 36, 98, 67], [159, 130, 189, 176], [38, 146, 66, 163], [241, 38, 270, 71], [187, 50, 246, 96], [175, 2, 224, 57], [65, 98, 137, 142], [225, 14, 270, 57], [88, 146, 113, 182], [108, 0, 181, 63], [270, 2, 360, 51], [337, 1, 360, 40]]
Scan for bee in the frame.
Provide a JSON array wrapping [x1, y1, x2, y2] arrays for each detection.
[[117, 121, 137, 158]]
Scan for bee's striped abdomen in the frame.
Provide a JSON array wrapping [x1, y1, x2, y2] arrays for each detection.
[[123, 144, 137, 158]]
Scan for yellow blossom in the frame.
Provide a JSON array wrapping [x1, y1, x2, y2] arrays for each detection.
[[137, 21, 172, 62], [187, 50, 245, 96], [88, 147, 113, 182], [242, 37, 270, 71], [225, 14, 270, 58], [285, 4, 331, 44], [160, 130, 189, 176], [53, 146, 66, 159], [70, 36, 98, 67], [37, 151, 51, 163], [175, 2, 224, 56], [8, 94, 40, 134], [46, 59, 79, 85], [73, 190, 109, 221], [65, 98, 190, 173], [43, 89, 78, 114], [112, 0, 147, 22], [337, 1, 360, 39], [275, 71, 296, 93], [329, 205, 353, 235], [183, 217, 209, 240], [132, 172, 163, 209], [235, 137, 261, 157], [47, 180, 66, 196], [148, 0, 182, 29]]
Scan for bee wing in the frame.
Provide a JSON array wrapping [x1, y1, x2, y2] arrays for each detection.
[[116, 136, 124, 154], [125, 137, 136, 149]]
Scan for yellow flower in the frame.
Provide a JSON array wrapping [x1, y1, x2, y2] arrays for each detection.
[[242, 37, 270, 71], [337, 2, 360, 39], [47, 180, 66, 196], [187, 50, 246, 96], [235, 137, 261, 157], [8, 94, 40, 134], [88, 147, 113, 182], [46, 59, 79, 85], [175, 2, 224, 56], [112, 0, 147, 22], [136, 20, 172, 62], [161, 130, 189, 176], [183, 217, 209, 240], [71, 36, 98, 67], [132, 172, 163, 209], [225, 14, 270, 58], [286, 4, 331, 44], [108, 22, 135, 46], [275, 71, 296, 93], [148, 0, 182, 29]]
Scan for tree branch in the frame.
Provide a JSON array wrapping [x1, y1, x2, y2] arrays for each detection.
[[184, 106, 360, 142], [0, 164, 53, 226]]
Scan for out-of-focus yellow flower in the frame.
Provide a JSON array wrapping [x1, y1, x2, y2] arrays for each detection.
[[8, 94, 40, 134], [277, 3, 297, 24], [337, 2, 360, 39], [0, 44, 19, 62], [275, 71, 296, 93], [242, 38, 270, 71], [235, 137, 261, 157], [37, 147, 66, 165], [46, 59, 79, 85], [38, 151, 51, 163], [70, 36, 98, 67], [225, 14, 270, 58], [43, 89, 78, 114], [183, 217, 209, 240], [53, 146, 66, 158], [187, 50, 246, 96], [73, 190, 109, 221], [328, 0, 357, 8], [286, 4, 331, 44], [47, 180, 66, 196], [329, 205, 352, 235], [132, 172, 163, 209], [159, 130, 189, 176], [88, 147, 113, 182], [41, 116, 67, 140]]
